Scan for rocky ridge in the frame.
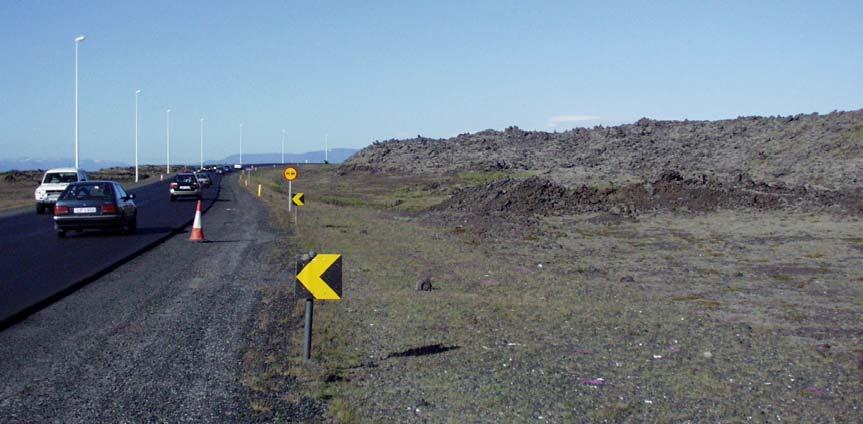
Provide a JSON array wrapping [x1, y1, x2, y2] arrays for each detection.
[[342, 110, 863, 192]]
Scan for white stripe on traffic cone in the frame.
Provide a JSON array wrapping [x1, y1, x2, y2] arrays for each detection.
[[189, 199, 205, 242]]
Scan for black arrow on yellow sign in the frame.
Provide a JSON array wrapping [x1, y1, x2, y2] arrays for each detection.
[[292, 192, 304, 206], [296, 254, 341, 300]]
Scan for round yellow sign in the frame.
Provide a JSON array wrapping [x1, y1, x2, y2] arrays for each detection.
[[284, 167, 298, 181]]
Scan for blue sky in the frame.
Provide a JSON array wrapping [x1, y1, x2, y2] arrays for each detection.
[[1, 0, 861, 165]]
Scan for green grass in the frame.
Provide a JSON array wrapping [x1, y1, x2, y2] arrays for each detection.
[[242, 166, 863, 422], [318, 195, 370, 208], [852, 124, 863, 142]]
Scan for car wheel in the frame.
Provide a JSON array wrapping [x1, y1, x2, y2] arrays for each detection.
[[170, 195, 176, 202], [56, 228, 66, 238], [36, 204, 44, 215], [127, 217, 137, 234]]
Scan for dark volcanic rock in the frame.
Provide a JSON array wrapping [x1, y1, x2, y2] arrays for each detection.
[[435, 174, 863, 217], [341, 109, 863, 192]]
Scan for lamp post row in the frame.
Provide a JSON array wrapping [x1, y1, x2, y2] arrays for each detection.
[[75, 35, 321, 172]]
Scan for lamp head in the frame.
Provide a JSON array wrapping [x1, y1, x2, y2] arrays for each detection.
[[74, 35, 86, 43]]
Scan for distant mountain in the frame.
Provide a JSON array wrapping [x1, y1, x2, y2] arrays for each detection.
[[216, 148, 359, 165], [0, 157, 129, 172]]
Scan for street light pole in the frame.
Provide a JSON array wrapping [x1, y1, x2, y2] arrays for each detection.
[[135, 89, 141, 182], [166, 109, 172, 174], [239, 123, 244, 166], [325, 133, 328, 163], [200, 118, 205, 169], [281, 129, 286, 164], [74, 35, 86, 169]]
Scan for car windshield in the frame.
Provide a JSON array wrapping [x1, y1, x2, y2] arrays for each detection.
[[61, 183, 113, 200], [43, 172, 78, 184], [175, 175, 197, 184]]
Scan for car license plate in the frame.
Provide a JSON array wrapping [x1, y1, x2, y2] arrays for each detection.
[[180, 186, 190, 190], [73, 207, 97, 214]]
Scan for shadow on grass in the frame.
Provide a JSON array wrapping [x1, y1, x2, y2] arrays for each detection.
[[385, 344, 460, 359]]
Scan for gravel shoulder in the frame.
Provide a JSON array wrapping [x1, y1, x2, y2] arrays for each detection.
[[0, 175, 303, 422]]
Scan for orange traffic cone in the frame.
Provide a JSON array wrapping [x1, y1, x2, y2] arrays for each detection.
[[189, 199, 206, 242]]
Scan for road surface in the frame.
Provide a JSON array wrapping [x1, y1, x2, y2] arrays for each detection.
[[0, 175, 221, 326], [0, 175, 288, 421]]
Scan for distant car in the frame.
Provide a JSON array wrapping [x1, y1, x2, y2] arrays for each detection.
[[215, 168, 224, 175], [222, 166, 232, 173], [169, 173, 201, 201], [34, 168, 88, 214], [233, 164, 242, 170], [53, 181, 137, 237], [195, 172, 211, 187]]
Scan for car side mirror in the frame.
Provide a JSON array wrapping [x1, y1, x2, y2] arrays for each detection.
[[125, 194, 136, 200]]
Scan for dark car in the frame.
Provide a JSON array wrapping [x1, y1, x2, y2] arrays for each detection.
[[169, 173, 201, 201], [222, 165, 232, 173], [53, 181, 137, 237]]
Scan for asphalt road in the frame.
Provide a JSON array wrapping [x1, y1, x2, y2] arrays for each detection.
[[0, 175, 285, 421], [0, 174, 222, 326]]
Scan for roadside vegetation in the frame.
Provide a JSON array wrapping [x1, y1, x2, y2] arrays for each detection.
[[242, 165, 863, 422]]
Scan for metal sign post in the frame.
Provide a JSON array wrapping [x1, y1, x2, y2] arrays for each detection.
[[292, 192, 303, 225], [296, 254, 313, 361], [284, 167, 298, 215], [303, 298, 314, 361]]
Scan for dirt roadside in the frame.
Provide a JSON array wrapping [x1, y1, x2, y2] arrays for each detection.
[[244, 165, 863, 422]]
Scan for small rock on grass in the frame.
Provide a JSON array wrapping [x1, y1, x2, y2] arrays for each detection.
[[416, 277, 433, 291]]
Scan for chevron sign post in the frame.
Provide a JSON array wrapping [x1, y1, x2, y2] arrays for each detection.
[[296, 252, 342, 362], [296, 253, 341, 300]]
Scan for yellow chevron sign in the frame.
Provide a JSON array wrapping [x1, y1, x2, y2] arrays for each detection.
[[292, 192, 305, 206], [296, 254, 342, 300]]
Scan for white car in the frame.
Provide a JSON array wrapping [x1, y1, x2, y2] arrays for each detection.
[[195, 172, 211, 187], [169, 173, 202, 201], [35, 168, 88, 214]]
